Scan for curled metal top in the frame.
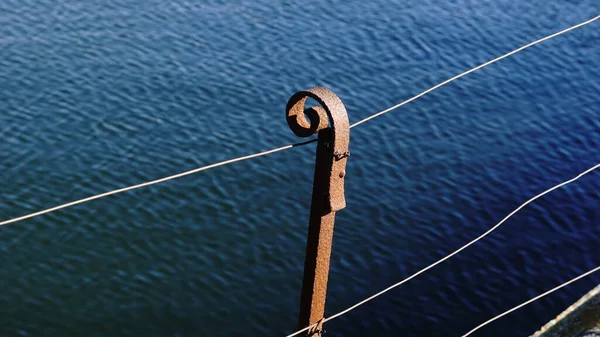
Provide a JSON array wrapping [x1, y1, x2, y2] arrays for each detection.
[[286, 86, 349, 145], [286, 86, 350, 213]]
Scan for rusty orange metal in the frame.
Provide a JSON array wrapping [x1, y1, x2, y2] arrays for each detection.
[[286, 87, 350, 336]]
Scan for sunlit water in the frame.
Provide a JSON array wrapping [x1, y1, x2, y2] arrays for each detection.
[[1, 1, 599, 336]]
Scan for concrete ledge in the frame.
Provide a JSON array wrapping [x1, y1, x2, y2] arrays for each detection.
[[531, 285, 600, 337]]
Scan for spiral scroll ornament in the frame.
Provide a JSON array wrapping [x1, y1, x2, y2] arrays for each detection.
[[286, 86, 350, 213], [286, 86, 349, 142]]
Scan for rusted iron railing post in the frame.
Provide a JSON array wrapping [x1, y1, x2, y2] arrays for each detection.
[[286, 87, 350, 336]]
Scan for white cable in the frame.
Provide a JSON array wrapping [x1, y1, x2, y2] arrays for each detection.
[[285, 161, 600, 337], [349, 15, 600, 129], [1, 16, 598, 228], [462, 264, 600, 337], [0, 143, 302, 227]]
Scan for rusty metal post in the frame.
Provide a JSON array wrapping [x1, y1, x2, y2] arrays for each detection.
[[286, 87, 350, 336]]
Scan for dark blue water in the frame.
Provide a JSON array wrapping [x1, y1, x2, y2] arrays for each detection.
[[1, 1, 599, 336]]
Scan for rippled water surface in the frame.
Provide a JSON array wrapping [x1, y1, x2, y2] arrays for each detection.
[[1, 1, 599, 336]]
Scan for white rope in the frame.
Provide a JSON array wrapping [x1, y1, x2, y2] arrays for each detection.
[[1, 15, 598, 228], [349, 14, 600, 129], [285, 161, 600, 337], [462, 264, 600, 337]]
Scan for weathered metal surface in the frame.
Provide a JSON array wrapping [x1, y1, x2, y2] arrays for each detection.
[[286, 87, 350, 335], [286, 86, 350, 213]]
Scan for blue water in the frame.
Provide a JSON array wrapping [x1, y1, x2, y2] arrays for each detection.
[[1, 1, 599, 336]]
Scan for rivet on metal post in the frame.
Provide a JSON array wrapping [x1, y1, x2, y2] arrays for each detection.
[[286, 86, 350, 334]]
